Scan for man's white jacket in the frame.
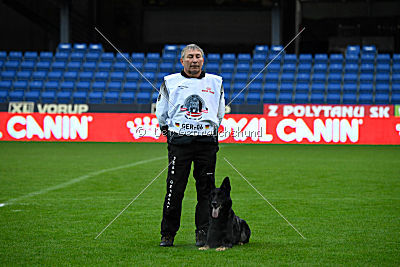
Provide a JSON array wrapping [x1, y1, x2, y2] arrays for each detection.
[[156, 71, 225, 136]]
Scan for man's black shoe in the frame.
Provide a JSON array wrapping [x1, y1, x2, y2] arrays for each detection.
[[195, 230, 207, 247], [160, 235, 174, 247]]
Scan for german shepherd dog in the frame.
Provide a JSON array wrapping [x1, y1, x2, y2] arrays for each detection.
[[199, 177, 251, 251]]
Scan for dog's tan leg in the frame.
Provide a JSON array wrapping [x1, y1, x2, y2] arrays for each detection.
[[198, 245, 209, 251], [216, 246, 228, 251]]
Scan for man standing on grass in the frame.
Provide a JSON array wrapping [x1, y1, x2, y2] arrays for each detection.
[[156, 44, 225, 247]]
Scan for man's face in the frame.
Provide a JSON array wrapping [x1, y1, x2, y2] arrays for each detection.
[[181, 49, 204, 77]]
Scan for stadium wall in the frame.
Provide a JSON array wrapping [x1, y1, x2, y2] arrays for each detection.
[[0, 103, 399, 145]]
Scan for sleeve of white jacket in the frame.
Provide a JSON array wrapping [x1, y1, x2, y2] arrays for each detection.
[[155, 81, 169, 128], [217, 84, 225, 126]]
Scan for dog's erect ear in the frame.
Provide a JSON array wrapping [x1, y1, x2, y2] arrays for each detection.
[[221, 177, 231, 192]]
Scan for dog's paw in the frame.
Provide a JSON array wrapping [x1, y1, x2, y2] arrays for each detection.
[[216, 246, 228, 251], [198, 245, 209, 251]]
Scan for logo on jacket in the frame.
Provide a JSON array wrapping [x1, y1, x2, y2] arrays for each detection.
[[180, 94, 208, 120]]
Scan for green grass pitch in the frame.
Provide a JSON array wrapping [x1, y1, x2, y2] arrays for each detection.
[[0, 142, 399, 265]]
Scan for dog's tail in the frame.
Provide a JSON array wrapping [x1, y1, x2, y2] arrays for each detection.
[[240, 219, 251, 244]]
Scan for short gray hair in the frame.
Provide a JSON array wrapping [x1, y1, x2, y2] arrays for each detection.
[[180, 44, 204, 59]]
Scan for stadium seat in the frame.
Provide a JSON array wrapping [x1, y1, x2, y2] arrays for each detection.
[[55, 52, 69, 62], [161, 53, 175, 63], [326, 83, 340, 93], [248, 82, 263, 93], [13, 80, 28, 90], [70, 52, 85, 62], [32, 71, 47, 80], [98, 62, 112, 71], [262, 92, 276, 103], [294, 92, 308, 103], [310, 92, 324, 103], [360, 63, 374, 73], [101, 52, 114, 62], [254, 45, 269, 56], [328, 64, 343, 74], [237, 53, 251, 63], [222, 53, 236, 63], [231, 93, 245, 104], [279, 82, 293, 93], [251, 63, 264, 73], [144, 62, 158, 72], [313, 63, 327, 73], [327, 73, 342, 83], [233, 73, 247, 83], [0, 51, 7, 61], [376, 63, 390, 73], [110, 71, 124, 82], [1, 70, 16, 81], [136, 92, 151, 103], [20, 61, 35, 71], [28, 81, 43, 91], [392, 83, 400, 93], [248, 72, 263, 83], [314, 54, 328, 64], [359, 73, 374, 83], [343, 83, 357, 93], [359, 83, 373, 93], [52, 61, 66, 71], [151, 92, 159, 103], [220, 63, 235, 73], [376, 54, 390, 64], [16, 71, 31, 81], [24, 90, 40, 102], [326, 92, 340, 104], [88, 91, 103, 104], [126, 72, 140, 82], [270, 45, 283, 55], [86, 52, 100, 62], [113, 62, 127, 71], [89, 43, 103, 53], [104, 91, 119, 104], [345, 54, 359, 64], [358, 92, 373, 104], [232, 82, 246, 93], [9, 51, 23, 61], [108, 81, 122, 92], [283, 54, 297, 64], [362, 45, 376, 55], [311, 83, 325, 93], [160, 62, 174, 73], [82, 62, 97, 71], [392, 73, 400, 83], [268, 63, 281, 73], [343, 73, 358, 83], [47, 71, 62, 81], [298, 63, 312, 73], [9, 90, 24, 101], [374, 92, 389, 104], [95, 71, 109, 82], [375, 83, 390, 93], [360, 54, 375, 64], [120, 92, 135, 104], [344, 63, 358, 73], [265, 73, 279, 83], [60, 81, 75, 92], [278, 92, 292, 103], [282, 63, 296, 73], [295, 82, 309, 93], [236, 63, 250, 73], [264, 82, 279, 93], [73, 43, 87, 53], [142, 72, 156, 82], [64, 71, 78, 81], [392, 93, 400, 104], [79, 71, 94, 82], [0, 89, 8, 102], [139, 82, 153, 93], [44, 81, 59, 92], [346, 45, 360, 55], [299, 54, 312, 64], [296, 73, 310, 83], [76, 81, 91, 92], [57, 91, 72, 104], [253, 54, 266, 64], [92, 81, 106, 92], [39, 52, 53, 62], [5, 61, 20, 71], [329, 54, 343, 64], [41, 91, 56, 103], [207, 53, 220, 64], [123, 82, 138, 92], [246, 92, 261, 104], [147, 53, 160, 63], [342, 92, 357, 104]]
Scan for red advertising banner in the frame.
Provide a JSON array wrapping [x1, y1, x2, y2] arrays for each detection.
[[0, 104, 399, 144]]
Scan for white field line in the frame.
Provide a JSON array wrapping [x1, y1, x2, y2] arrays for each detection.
[[0, 156, 166, 207]]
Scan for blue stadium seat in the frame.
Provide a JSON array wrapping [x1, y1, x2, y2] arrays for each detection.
[[52, 61, 66, 71], [359, 83, 373, 93], [359, 73, 374, 83], [343, 73, 358, 83], [144, 62, 158, 72], [126, 72, 140, 82], [98, 62, 112, 71], [160, 62, 174, 73], [88, 91, 103, 104], [89, 43, 103, 53], [327, 73, 342, 83], [92, 81, 106, 92], [76, 81, 91, 92], [262, 92, 276, 103], [279, 82, 293, 93], [1, 70, 16, 81], [58, 43, 72, 53], [0, 51, 7, 61], [20, 61, 35, 71], [72, 91, 87, 104], [375, 83, 389, 93], [362, 45, 376, 55], [44, 81, 59, 92], [310, 92, 324, 103], [254, 45, 268, 55], [343, 83, 357, 93], [113, 62, 127, 71], [360, 63, 374, 73], [281, 73, 295, 82], [238, 53, 251, 63], [326, 92, 340, 104], [296, 73, 310, 83], [136, 92, 152, 103], [270, 45, 283, 55], [55, 52, 69, 62], [5, 61, 20, 71], [207, 53, 220, 63], [329, 54, 343, 64], [345, 54, 359, 64], [131, 52, 145, 63], [374, 92, 389, 104], [64, 71, 78, 81], [24, 91, 40, 102], [267, 53, 282, 63], [47, 71, 63, 81], [57, 91, 72, 104], [344, 63, 358, 73], [376, 63, 390, 73], [101, 52, 114, 62], [116, 53, 130, 63], [299, 54, 312, 64], [346, 45, 360, 55], [86, 52, 100, 63], [73, 43, 87, 53], [279, 92, 292, 103], [70, 52, 85, 62], [233, 73, 247, 83], [251, 63, 264, 73], [232, 82, 246, 93], [82, 62, 97, 72], [222, 53, 236, 63], [295, 82, 309, 93], [9, 51, 23, 61], [147, 53, 160, 63], [108, 81, 122, 92], [156, 72, 168, 81], [32, 71, 47, 81], [268, 62, 281, 73], [358, 92, 373, 104], [253, 54, 266, 64], [328, 64, 343, 73], [120, 92, 135, 104], [220, 63, 235, 73], [123, 82, 138, 92], [313, 63, 327, 73], [39, 52, 53, 62], [236, 63, 250, 73], [41, 91, 56, 103], [282, 63, 296, 73], [95, 71, 109, 82], [205, 63, 219, 74], [248, 72, 263, 83], [392, 93, 400, 104], [152, 92, 159, 103], [392, 73, 400, 83], [60, 81, 75, 92], [16, 71, 31, 81], [314, 54, 328, 64], [79, 71, 94, 82], [174, 62, 183, 72], [36, 61, 51, 72], [376, 54, 390, 64], [294, 92, 308, 103], [360, 54, 375, 64], [28, 81, 43, 91], [0, 89, 8, 102], [246, 92, 261, 104], [265, 73, 279, 83], [0, 81, 12, 90], [231, 93, 245, 104], [67, 62, 81, 71], [139, 82, 153, 93], [142, 72, 156, 82], [392, 83, 400, 94], [264, 82, 279, 93], [283, 54, 297, 64], [342, 92, 357, 104], [13, 80, 28, 91], [110, 71, 124, 82], [9, 90, 24, 101], [297, 63, 312, 73], [248, 83, 263, 93], [104, 91, 119, 104], [326, 83, 340, 93]]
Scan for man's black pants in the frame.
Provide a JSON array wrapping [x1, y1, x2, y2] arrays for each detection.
[[161, 142, 218, 237]]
